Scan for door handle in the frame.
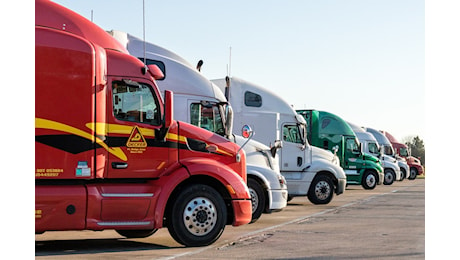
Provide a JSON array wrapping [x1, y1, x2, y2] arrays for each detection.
[[112, 162, 128, 169], [297, 157, 302, 167]]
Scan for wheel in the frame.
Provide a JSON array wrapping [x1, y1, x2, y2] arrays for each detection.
[[167, 184, 226, 247], [247, 178, 266, 223], [399, 167, 406, 181], [307, 174, 334, 205], [409, 167, 418, 180], [383, 169, 395, 185], [287, 195, 294, 202], [362, 171, 377, 190], [115, 229, 157, 238]]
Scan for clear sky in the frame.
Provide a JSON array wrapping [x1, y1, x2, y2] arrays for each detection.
[[51, 0, 425, 142]]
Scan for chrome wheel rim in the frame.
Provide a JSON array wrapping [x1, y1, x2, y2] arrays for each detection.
[[249, 187, 259, 214], [366, 174, 376, 187], [385, 171, 394, 183], [315, 180, 331, 200], [183, 197, 217, 236]]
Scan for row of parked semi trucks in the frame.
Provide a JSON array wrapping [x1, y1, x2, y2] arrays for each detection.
[[35, 0, 424, 247]]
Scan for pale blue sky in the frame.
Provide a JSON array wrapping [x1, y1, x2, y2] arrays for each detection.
[[52, 0, 424, 141]]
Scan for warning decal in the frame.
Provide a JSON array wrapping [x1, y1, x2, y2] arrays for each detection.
[[126, 126, 147, 148]]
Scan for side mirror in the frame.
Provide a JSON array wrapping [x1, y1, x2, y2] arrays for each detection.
[[241, 125, 253, 139], [164, 90, 173, 129], [332, 145, 339, 155], [224, 104, 234, 139], [270, 140, 282, 158], [236, 125, 254, 162]]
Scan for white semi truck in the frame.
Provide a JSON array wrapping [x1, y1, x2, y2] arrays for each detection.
[[212, 77, 346, 204], [365, 127, 409, 181], [348, 122, 402, 185], [109, 31, 288, 222]]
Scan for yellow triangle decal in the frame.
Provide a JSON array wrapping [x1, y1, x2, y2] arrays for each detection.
[[126, 126, 147, 148]]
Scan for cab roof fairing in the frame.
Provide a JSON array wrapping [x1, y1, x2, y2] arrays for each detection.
[[36, 0, 128, 54], [211, 77, 299, 117]]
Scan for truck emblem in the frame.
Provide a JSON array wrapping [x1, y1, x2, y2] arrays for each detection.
[[127, 126, 147, 148]]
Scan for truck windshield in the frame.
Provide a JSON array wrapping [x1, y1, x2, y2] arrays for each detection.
[[368, 142, 379, 155], [190, 102, 225, 136], [383, 145, 395, 156], [399, 147, 409, 157], [112, 80, 161, 125]]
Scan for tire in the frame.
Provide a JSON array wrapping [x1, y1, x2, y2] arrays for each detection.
[[116, 229, 157, 238], [383, 169, 395, 185], [307, 174, 334, 205], [362, 171, 377, 190], [247, 178, 266, 224], [167, 184, 226, 247], [409, 167, 418, 180], [399, 167, 406, 181]]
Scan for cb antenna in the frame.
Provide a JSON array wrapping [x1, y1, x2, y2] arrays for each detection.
[[142, 0, 146, 66], [228, 46, 232, 77]]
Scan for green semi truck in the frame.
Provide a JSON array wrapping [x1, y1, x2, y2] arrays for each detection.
[[296, 109, 383, 189]]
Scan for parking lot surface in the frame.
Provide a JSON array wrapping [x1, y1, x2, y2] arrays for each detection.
[[36, 178, 424, 259]]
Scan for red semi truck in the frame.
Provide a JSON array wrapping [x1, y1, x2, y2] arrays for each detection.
[[382, 131, 424, 179], [35, 0, 251, 247]]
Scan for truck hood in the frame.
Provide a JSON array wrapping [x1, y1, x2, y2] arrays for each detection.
[[176, 121, 246, 180], [178, 121, 239, 156], [382, 154, 397, 163], [233, 135, 280, 172], [311, 146, 337, 163], [362, 153, 381, 164]]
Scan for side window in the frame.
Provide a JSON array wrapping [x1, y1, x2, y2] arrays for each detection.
[[244, 91, 262, 107], [368, 142, 379, 154], [190, 103, 225, 136], [400, 147, 408, 157], [283, 125, 302, 144], [383, 145, 394, 156], [346, 139, 360, 154], [112, 80, 161, 125]]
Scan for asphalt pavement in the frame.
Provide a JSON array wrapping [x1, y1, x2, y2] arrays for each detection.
[[35, 178, 425, 259]]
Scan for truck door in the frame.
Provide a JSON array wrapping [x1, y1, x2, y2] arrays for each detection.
[[106, 79, 174, 179], [344, 137, 360, 170], [280, 123, 306, 171]]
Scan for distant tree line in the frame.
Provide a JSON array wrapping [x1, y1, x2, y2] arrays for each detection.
[[403, 136, 425, 165]]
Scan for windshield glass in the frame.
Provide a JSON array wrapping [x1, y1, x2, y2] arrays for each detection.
[[190, 102, 225, 136], [368, 142, 379, 155], [400, 147, 409, 156], [346, 138, 360, 154], [383, 145, 395, 156]]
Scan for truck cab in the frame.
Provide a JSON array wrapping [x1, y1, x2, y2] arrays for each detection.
[[109, 31, 288, 223], [383, 131, 423, 179], [212, 77, 347, 205], [35, 0, 251, 247], [348, 122, 402, 184], [296, 110, 384, 189], [364, 127, 407, 182]]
